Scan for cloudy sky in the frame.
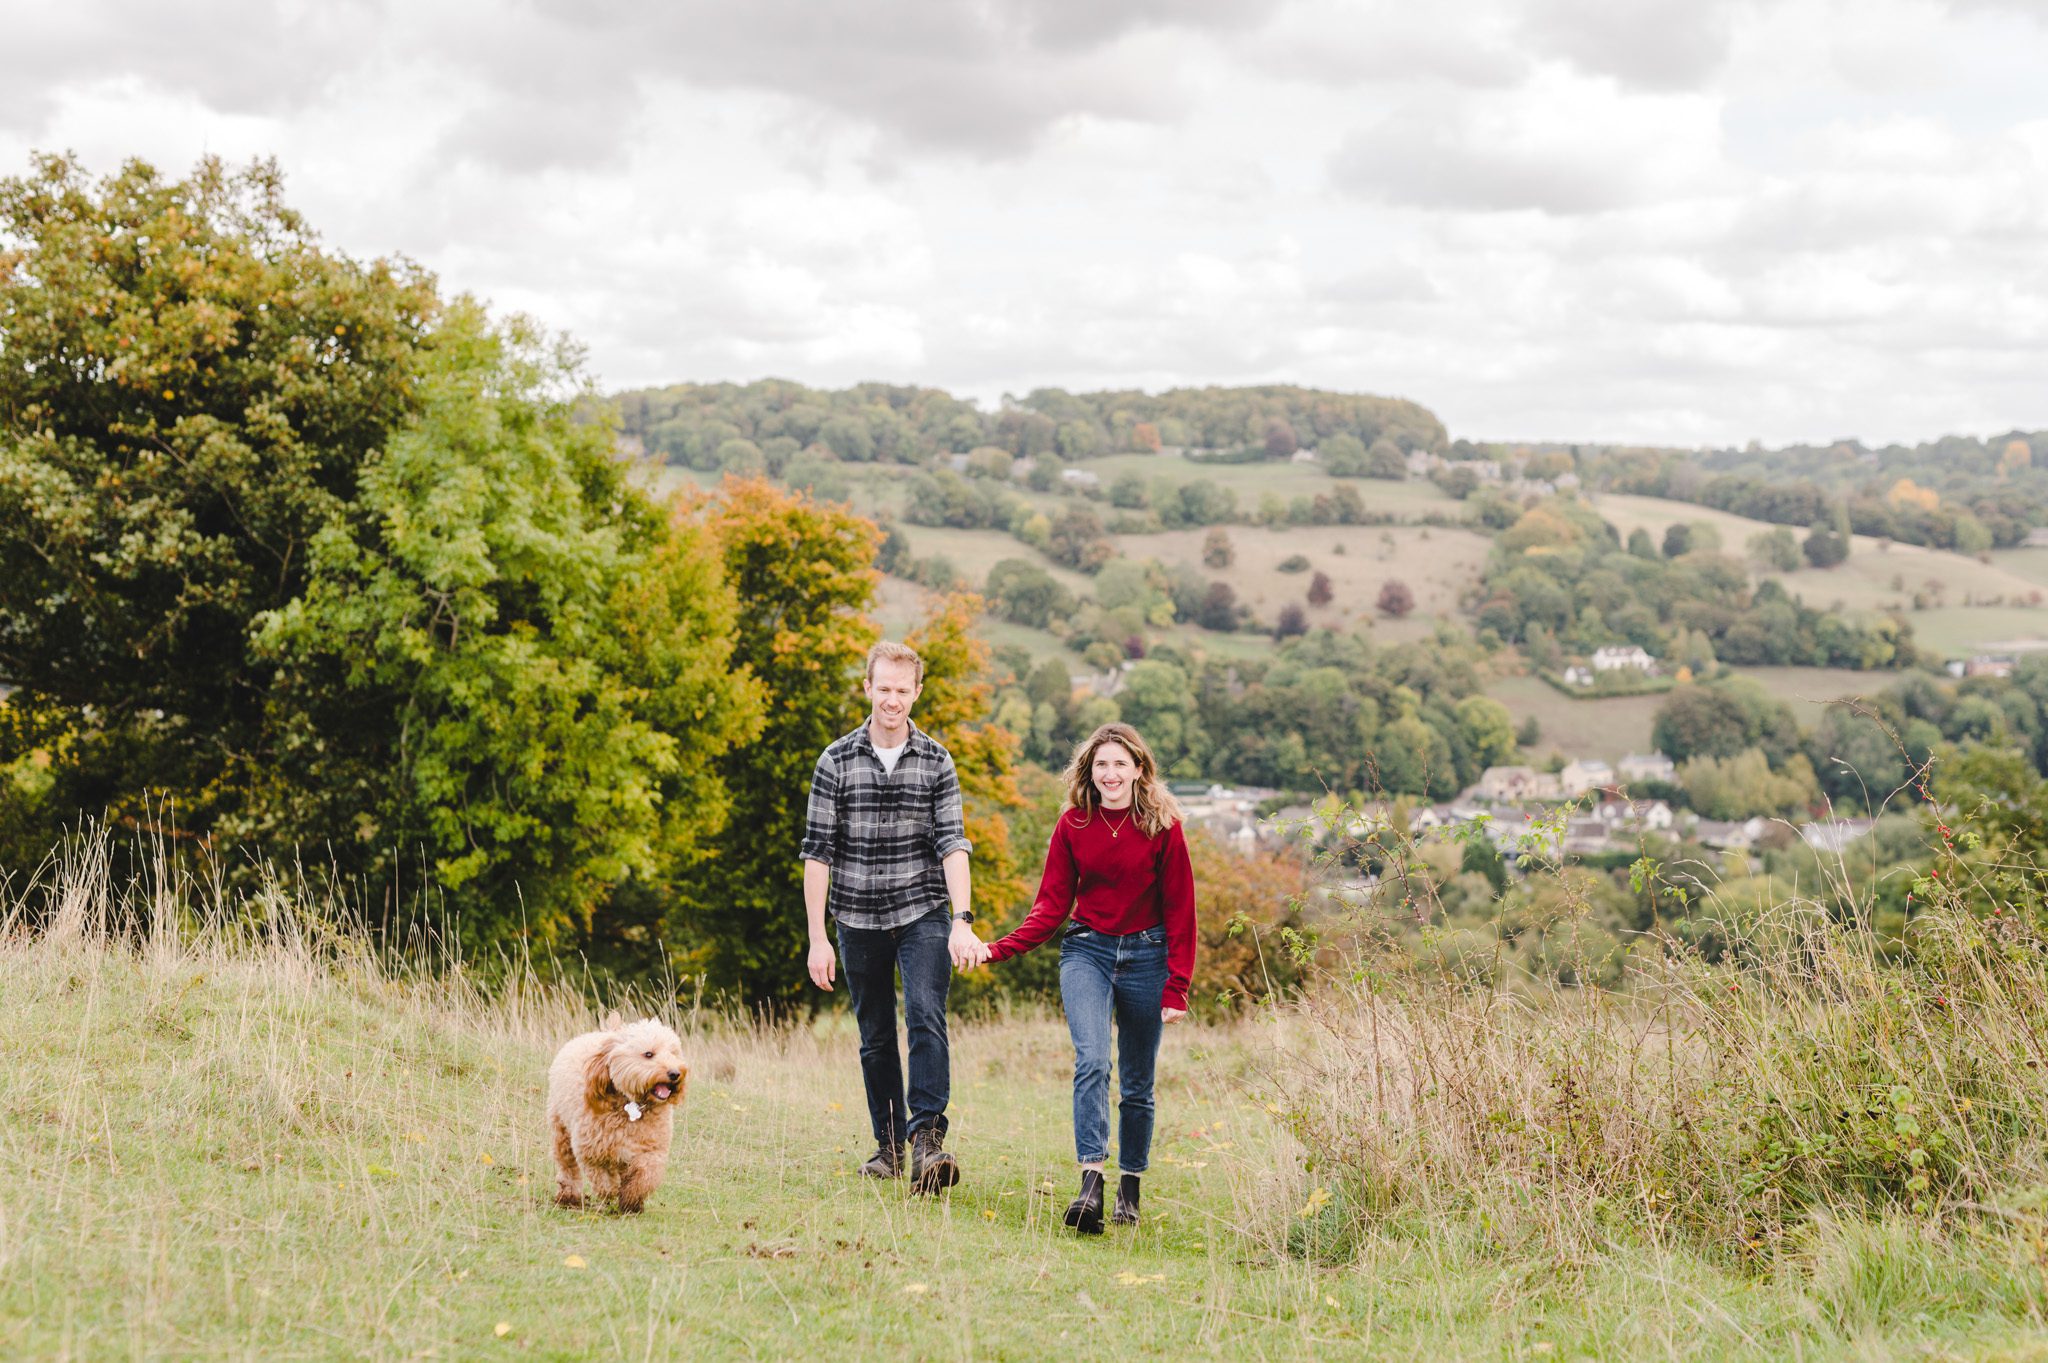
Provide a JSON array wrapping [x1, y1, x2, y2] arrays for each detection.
[[6, 0, 2047, 446]]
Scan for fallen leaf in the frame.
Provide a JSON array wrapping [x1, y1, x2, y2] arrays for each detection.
[[1297, 1186, 1332, 1219], [494, 1322, 511, 1338], [562, 1254, 587, 1269], [982, 1209, 996, 1220], [1113, 1270, 1167, 1285], [1324, 1295, 1340, 1308], [479, 1153, 494, 1166], [828, 1101, 843, 1112], [903, 1282, 929, 1295]]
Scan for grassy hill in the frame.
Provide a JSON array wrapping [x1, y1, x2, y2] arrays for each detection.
[[1592, 492, 2048, 655], [12, 846, 2048, 1359]]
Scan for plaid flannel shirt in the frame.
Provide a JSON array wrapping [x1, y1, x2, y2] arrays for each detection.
[[800, 721, 973, 931]]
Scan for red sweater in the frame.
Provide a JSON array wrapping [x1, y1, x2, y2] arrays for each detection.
[[986, 808, 1197, 1011]]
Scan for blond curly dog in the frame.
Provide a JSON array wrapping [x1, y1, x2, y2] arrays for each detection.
[[547, 1011, 688, 1213]]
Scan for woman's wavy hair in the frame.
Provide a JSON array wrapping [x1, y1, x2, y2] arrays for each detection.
[[1061, 723, 1184, 838]]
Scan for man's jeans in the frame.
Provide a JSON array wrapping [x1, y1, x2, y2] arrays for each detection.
[[1059, 924, 1167, 1172], [837, 910, 952, 1149]]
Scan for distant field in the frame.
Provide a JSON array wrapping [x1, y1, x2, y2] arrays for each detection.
[[1903, 607, 2048, 657], [1733, 665, 1908, 718], [1987, 547, 2048, 590], [1484, 674, 1661, 764], [1115, 523, 1487, 633], [1591, 493, 2048, 656], [1087, 453, 1457, 520], [892, 526, 1090, 596]]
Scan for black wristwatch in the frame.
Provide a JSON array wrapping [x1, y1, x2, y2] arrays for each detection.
[[952, 910, 975, 925]]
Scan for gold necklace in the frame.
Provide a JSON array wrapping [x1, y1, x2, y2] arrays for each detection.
[[1105, 809, 1133, 838]]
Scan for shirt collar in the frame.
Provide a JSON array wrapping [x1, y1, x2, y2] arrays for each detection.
[[856, 718, 925, 756]]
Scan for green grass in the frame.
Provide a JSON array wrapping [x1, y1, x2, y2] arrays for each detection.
[[1484, 673, 1664, 762], [1733, 665, 1912, 719], [8, 848, 2048, 1359], [1086, 454, 1456, 521]]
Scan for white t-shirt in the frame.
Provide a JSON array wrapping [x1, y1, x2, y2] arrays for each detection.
[[874, 740, 907, 775]]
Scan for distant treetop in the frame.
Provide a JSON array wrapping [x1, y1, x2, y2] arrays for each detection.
[[611, 378, 1447, 475]]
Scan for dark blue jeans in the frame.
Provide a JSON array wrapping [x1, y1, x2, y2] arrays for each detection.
[[1059, 924, 1167, 1172], [837, 911, 952, 1148]]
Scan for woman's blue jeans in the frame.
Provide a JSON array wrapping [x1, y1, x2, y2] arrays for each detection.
[[1059, 924, 1167, 1172]]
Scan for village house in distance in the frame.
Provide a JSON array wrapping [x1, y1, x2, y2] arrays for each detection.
[[1240, 742, 1872, 873]]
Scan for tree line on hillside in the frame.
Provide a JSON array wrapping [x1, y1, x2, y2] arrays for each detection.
[[612, 376, 1447, 477], [1475, 497, 1915, 671], [1584, 436, 2048, 551], [979, 629, 1515, 800]]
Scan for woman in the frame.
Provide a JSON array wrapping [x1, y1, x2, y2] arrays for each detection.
[[979, 723, 1196, 1234]]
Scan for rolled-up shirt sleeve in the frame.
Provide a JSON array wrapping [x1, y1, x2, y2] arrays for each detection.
[[799, 751, 840, 865], [930, 755, 972, 860]]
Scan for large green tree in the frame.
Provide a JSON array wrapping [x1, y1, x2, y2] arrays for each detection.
[[250, 303, 758, 948], [0, 154, 436, 854], [1, 156, 758, 956]]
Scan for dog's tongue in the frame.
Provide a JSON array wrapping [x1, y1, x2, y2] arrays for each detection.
[[653, 1084, 673, 1101]]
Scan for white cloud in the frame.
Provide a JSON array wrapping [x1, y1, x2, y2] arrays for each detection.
[[2, 0, 2046, 445]]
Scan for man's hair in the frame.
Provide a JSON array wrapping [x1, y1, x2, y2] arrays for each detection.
[[865, 641, 924, 685]]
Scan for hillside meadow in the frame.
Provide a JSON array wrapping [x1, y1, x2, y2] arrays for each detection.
[[12, 837, 2048, 1360], [1590, 493, 2048, 653]]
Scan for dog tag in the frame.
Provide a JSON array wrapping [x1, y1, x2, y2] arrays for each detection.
[[624, 1102, 643, 1122]]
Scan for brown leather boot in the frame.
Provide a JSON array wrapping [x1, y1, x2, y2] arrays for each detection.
[[910, 1126, 959, 1194], [858, 1143, 904, 1179]]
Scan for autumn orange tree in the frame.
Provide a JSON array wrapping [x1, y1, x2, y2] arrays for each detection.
[[905, 592, 1028, 936], [664, 477, 880, 1008]]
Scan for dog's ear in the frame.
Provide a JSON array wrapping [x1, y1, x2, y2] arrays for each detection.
[[582, 1038, 616, 1104], [600, 1009, 622, 1031]]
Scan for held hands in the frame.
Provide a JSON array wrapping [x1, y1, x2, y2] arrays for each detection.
[[948, 919, 991, 971], [1162, 1007, 1187, 1025]]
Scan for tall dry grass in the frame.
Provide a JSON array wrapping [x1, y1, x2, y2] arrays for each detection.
[[1243, 800, 2048, 1303]]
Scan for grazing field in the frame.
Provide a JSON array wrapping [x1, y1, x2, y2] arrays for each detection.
[[1086, 453, 1457, 519], [892, 524, 1092, 597], [1117, 524, 1487, 635], [1484, 673, 1662, 763], [1901, 606, 2048, 658], [1988, 547, 2048, 590], [1730, 665, 1911, 718], [12, 846, 2048, 1360], [1590, 493, 2048, 656]]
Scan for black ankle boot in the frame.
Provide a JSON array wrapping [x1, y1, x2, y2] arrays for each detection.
[[1063, 1170, 1105, 1235], [1111, 1173, 1140, 1226]]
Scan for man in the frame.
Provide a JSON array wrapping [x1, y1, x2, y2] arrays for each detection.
[[800, 641, 981, 1193]]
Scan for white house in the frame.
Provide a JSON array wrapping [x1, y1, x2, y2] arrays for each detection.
[[1594, 798, 1675, 831], [1618, 751, 1677, 785], [1560, 758, 1616, 798], [1591, 645, 1657, 674], [1060, 468, 1101, 490], [1563, 665, 1595, 687], [1475, 765, 1565, 802]]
